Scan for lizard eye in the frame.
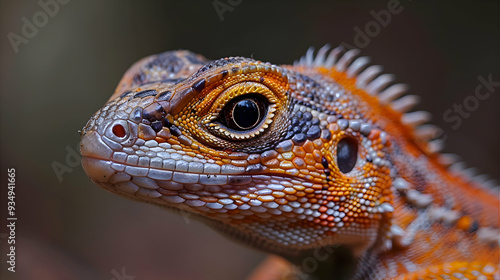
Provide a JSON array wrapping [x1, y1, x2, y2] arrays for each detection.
[[337, 137, 358, 173], [203, 82, 279, 144], [222, 95, 267, 131]]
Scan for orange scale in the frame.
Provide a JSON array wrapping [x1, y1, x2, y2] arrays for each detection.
[[298, 169, 310, 176], [312, 184, 323, 190], [292, 146, 306, 158], [314, 163, 324, 170], [272, 192, 286, 198], [456, 216, 473, 231], [269, 168, 286, 174], [299, 169, 310, 175], [155, 137, 167, 143], [302, 141, 315, 153], [186, 151, 197, 157], [263, 159, 280, 167], [167, 139, 180, 145], [274, 198, 288, 204], [313, 178, 325, 183], [312, 149, 322, 160], [296, 191, 307, 197], [312, 139, 323, 149]]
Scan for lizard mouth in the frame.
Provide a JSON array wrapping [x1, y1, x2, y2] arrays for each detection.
[[80, 152, 330, 222], [81, 155, 272, 210], [81, 157, 115, 185]]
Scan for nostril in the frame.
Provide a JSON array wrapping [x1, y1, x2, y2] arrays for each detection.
[[112, 124, 126, 138]]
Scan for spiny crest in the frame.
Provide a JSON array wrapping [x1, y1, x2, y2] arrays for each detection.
[[295, 45, 499, 193], [295, 45, 439, 149]]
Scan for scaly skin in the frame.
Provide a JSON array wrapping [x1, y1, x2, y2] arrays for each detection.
[[80, 48, 499, 279]]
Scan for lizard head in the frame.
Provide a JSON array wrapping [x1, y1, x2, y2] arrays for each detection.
[[81, 50, 395, 257]]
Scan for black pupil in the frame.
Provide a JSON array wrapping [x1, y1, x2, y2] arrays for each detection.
[[337, 137, 358, 173], [232, 99, 260, 129]]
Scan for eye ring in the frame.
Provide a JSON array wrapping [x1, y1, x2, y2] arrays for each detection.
[[103, 119, 137, 147], [202, 82, 279, 142]]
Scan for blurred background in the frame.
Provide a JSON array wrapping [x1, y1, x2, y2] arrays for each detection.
[[0, 0, 498, 279]]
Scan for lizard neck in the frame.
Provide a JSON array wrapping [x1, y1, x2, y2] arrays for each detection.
[[312, 65, 499, 274], [319, 64, 499, 264], [378, 136, 500, 274]]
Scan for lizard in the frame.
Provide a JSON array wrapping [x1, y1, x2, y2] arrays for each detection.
[[80, 46, 500, 280]]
